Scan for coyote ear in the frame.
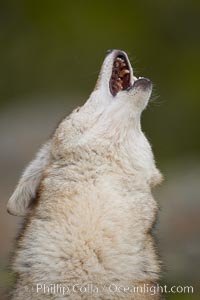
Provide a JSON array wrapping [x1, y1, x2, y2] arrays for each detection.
[[7, 141, 51, 217], [7, 181, 37, 216]]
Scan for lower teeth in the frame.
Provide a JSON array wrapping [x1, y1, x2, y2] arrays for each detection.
[[119, 69, 130, 77]]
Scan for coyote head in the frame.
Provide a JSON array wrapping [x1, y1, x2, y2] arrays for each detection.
[[52, 49, 162, 187], [8, 50, 162, 217]]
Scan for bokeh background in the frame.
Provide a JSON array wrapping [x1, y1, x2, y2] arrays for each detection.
[[0, 1, 200, 299]]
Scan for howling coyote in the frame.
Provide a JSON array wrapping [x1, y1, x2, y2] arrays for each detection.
[[8, 50, 163, 299]]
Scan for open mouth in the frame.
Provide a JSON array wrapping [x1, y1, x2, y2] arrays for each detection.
[[109, 51, 152, 96], [109, 54, 132, 96]]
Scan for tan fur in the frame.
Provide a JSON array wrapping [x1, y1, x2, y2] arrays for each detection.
[[8, 50, 163, 299]]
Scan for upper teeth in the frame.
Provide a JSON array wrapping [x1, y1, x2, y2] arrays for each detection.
[[116, 58, 123, 62]]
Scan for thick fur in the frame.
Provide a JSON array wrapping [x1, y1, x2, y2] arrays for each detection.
[[8, 50, 163, 299]]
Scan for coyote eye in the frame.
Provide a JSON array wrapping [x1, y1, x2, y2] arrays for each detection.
[[109, 54, 131, 96]]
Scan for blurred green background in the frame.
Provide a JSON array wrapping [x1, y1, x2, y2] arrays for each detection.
[[0, 0, 200, 299]]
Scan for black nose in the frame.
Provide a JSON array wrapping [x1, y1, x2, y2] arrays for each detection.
[[106, 49, 114, 55]]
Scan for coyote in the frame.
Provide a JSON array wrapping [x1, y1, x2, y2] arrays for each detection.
[[8, 50, 163, 299]]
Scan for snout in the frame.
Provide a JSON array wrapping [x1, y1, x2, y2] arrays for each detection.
[[96, 49, 152, 97]]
